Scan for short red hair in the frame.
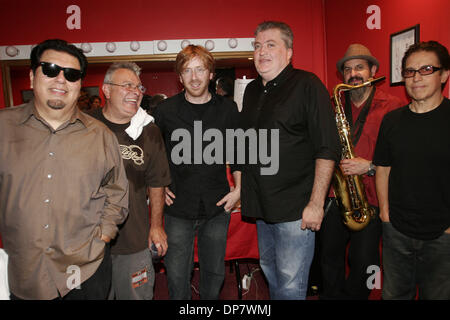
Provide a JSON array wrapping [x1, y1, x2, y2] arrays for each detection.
[[175, 45, 215, 75]]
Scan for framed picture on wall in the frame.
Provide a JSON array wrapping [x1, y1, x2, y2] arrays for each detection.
[[390, 24, 420, 86]]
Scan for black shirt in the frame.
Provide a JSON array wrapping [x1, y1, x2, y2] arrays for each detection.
[[89, 108, 171, 254], [240, 64, 340, 223], [154, 91, 241, 220], [373, 98, 450, 240]]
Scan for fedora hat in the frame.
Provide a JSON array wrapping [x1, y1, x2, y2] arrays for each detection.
[[336, 44, 379, 73]]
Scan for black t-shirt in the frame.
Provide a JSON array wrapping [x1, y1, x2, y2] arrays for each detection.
[[154, 92, 241, 220], [373, 98, 450, 240], [89, 108, 171, 254], [187, 99, 212, 120]]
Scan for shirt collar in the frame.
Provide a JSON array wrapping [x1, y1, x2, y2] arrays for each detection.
[[17, 100, 35, 125], [257, 64, 294, 89], [18, 99, 89, 128], [182, 89, 217, 105], [73, 107, 90, 127]]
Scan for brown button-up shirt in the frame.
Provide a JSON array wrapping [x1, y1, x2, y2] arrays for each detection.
[[0, 101, 129, 299]]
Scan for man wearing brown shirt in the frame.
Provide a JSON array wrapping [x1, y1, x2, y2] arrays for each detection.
[[0, 39, 129, 300]]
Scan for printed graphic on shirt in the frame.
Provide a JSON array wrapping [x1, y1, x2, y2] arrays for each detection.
[[131, 268, 148, 288], [120, 144, 144, 165]]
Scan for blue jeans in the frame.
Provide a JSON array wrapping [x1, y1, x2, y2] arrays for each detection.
[[382, 222, 450, 300], [256, 218, 315, 300], [164, 212, 230, 300]]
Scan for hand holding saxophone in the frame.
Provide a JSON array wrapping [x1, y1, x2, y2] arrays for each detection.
[[331, 77, 382, 231], [340, 157, 371, 176]]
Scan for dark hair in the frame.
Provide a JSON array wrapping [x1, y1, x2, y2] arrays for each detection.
[[140, 93, 167, 115], [89, 95, 101, 104], [216, 76, 234, 97], [254, 21, 294, 49], [402, 40, 450, 71], [175, 44, 215, 75], [140, 94, 152, 112], [30, 39, 88, 78]]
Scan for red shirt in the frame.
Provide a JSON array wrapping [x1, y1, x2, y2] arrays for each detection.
[[331, 88, 404, 207]]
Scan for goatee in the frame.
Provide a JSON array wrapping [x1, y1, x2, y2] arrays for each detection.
[[349, 86, 368, 103], [47, 100, 66, 110]]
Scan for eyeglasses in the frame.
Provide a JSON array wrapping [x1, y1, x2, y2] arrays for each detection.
[[39, 62, 83, 82], [343, 64, 367, 74], [181, 67, 208, 76], [105, 82, 146, 93], [401, 65, 442, 78]]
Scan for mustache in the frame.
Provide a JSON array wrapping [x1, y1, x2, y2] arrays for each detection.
[[347, 76, 364, 84]]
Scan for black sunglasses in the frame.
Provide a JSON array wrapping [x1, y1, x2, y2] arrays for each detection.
[[39, 62, 83, 82]]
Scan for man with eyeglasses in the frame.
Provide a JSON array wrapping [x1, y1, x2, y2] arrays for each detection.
[[0, 39, 129, 300], [318, 44, 403, 300], [153, 45, 241, 300], [373, 40, 450, 299], [88, 62, 171, 300]]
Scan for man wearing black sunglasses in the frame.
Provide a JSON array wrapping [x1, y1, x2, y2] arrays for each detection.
[[0, 39, 129, 300], [374, 40, 450, 299]]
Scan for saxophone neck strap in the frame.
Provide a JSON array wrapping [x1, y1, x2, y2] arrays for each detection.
[[344, 87, 376, 146]]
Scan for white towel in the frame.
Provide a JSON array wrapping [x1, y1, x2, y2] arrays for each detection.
[[0, 249, 9, 300], [125, 107, 154, 140]]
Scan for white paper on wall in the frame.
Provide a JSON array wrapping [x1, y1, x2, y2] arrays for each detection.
[[0, 249, 9, 300], [233, 76, 254, 112]]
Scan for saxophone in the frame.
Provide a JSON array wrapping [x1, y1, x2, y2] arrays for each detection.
[[331, 76, 385, 231]]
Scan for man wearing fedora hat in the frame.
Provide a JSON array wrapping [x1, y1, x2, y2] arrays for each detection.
[[318, 44, 403, 299]]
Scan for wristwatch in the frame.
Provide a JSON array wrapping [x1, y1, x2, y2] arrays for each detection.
[[367, 162, 376, 177]]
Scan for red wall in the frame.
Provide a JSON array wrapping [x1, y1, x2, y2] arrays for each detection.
[[2, 0, 450, 108], [0, 0, 327, 108], [325, 0, 450, 104]]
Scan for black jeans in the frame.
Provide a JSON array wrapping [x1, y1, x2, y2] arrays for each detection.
[[11, 244, 112, 300], [319, 199, 381, 299], [382, 223, 450, 299], [164, 213, 230, 300]]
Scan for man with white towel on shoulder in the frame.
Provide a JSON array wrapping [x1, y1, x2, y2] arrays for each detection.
[[89, 62, 171, 300]]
